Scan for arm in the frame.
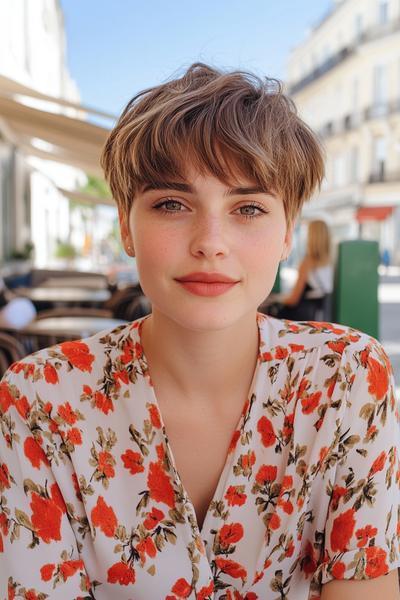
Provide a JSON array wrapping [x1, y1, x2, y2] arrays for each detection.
[[0, 367, 94, 599], [281, 258, 310, 306], [317, 337, 400, 598], [321, 569, 399, 599]]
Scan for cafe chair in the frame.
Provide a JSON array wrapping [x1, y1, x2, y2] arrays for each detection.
[[0, 331, 27, 378]]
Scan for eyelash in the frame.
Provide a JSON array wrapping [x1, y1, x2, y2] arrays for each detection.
[[152, 198, 268, 220]]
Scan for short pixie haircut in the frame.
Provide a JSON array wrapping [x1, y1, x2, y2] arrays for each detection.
[[101, 62, 325, 225]]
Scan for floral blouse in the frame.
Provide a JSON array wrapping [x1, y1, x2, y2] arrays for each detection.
[[1, 313, 399, 600]]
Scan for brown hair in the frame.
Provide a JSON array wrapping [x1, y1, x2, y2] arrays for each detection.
[[101, 62, 325, 225], [306, 220, 331, 267]]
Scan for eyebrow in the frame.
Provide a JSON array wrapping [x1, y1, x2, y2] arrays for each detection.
[[141, 181, 275, 197]]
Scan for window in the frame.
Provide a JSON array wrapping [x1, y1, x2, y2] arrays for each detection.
[[354, 14, 363, 42], [350, 147, 359, 183], [378, 0, 389, 24], [373, 64, 388, 109], [373, 137, 387, 181]]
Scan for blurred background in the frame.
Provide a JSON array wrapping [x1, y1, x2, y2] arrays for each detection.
[[0, 0, 399, 394]]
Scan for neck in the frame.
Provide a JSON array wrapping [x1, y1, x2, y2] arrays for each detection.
[[140, 310, 260, 408]]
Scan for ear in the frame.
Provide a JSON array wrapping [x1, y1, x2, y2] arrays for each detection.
[[281, 222, 294, 261], [118, 207, 135, 257]]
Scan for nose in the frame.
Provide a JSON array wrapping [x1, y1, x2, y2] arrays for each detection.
[[189, 214, 230, 259]]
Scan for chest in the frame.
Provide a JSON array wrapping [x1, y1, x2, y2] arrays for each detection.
[[159, 400, 244, 531]]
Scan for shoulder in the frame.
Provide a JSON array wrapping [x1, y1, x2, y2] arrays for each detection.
[[257, 313, 388, 364], [0, 320, 139, 412]]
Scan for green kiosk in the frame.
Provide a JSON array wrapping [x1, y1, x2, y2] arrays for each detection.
[[333, 240, 379, 340]]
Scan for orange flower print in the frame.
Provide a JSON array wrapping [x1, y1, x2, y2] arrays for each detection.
[[0, 463, 10, 491], [40, 563, 55, 581], [65, 428, 82, 446], [275, 346, 288, 360], [331, 560, 346, 579], [225, 485, 247, 507], [49, 482, 67, 514], [59, 559, 85, 580], [94, 391, 114, 414], [98, 451, 115, 478], [302, 540, 317, 576], [148, 403, 162, 428], [355, 524, 378, 548], [330, 508, 356, 552], [43, 363, 58, 384], [113, 370, 129, 386], [241, 451, 256, 472], [255, 465, 277, 485], [91, 496, 118, 537], [137, 536, 157, 560], [59, 340, 95, 372], [24, 437, 49, 469], [147, 461, 175, 508], [228, 430, 240, 454], [261, 351, 273, 361], [268, 513, 281, 530], [257, 416, 276, 447], [289, 343, 305, 352], [143, 507, 165, 530], [30, 493, 62, 543], [330, 485, 347, 511], [301, 391, 322, 415], [365, 546, 388, 577], [367, 356, 389, 400], [121, 449, 145, 475], [0, 382, 13, 413], [327, 340, 346, 355], [369, 451, 386, 476], [219, 523, 244, 547], [107, 561, 135, 585], [171, 577, 192, 597], [14, 395, 30, 420], [214, 557, 247, 581], [196, 581, 214, 600], [57, 402, 78, 425], [120, 337, 143, 364]]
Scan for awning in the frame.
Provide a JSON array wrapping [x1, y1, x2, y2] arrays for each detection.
[[356, 206, 395, 222], [0, 77, 114, 177]]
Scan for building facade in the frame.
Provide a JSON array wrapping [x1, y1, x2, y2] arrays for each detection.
[[286, 0, 400, 264], [0, 0, 86, 269]]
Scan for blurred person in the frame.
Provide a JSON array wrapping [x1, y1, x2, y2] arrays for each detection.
[[0, 63, 399, 600], [269, 219, 333, 321]]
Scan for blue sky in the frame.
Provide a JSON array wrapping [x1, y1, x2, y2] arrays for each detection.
[[60, 0, 333, 119]]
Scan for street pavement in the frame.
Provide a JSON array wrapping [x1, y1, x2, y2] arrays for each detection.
[[379, 267, 400, 397]]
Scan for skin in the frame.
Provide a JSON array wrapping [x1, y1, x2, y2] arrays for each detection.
[[119, 165, 293, 405], [119, 164, 400, 598]]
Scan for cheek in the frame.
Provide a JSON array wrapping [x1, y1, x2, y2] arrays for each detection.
[[133, 224, 177, 273]]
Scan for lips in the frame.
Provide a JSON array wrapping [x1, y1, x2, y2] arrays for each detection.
[[175, 272, 239, 283]]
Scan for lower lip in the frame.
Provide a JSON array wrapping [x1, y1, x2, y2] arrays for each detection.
[[176, 280, 238, 297]]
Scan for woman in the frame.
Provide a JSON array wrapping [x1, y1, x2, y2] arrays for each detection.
[[0, 63, 399, 600], [272, 220, 334, 321]]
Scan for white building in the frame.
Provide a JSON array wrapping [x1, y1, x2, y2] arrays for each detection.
[[286, 0, 400, 264], [0, 0, 113, 272]]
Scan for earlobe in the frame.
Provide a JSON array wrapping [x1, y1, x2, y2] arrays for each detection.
[[118, 207, 135, 257]]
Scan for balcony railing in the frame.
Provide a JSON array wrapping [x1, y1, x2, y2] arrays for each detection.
[[288, 17, 400, 95], [368, 170, 400, 184], [317, 98, 400, 139]]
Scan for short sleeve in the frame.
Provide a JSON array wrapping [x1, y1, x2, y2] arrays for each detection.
[[0, 365, 94, 599], [317, 337, 400, 584]]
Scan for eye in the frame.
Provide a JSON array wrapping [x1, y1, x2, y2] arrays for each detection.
[[153, 198, 187, 214], [235, 203, 268, 219]]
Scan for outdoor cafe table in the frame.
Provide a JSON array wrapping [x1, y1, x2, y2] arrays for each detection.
[[19, 316, 127, 341], [15, 287, 111, 305]]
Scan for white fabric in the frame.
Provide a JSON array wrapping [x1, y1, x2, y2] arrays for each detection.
[[307, 264, 333, 294]]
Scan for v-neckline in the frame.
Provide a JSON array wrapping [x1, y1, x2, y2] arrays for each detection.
[[134, 314, 262, 537]]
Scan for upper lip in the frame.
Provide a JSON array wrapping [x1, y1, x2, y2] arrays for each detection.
[[175, 272, 239, 283]]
